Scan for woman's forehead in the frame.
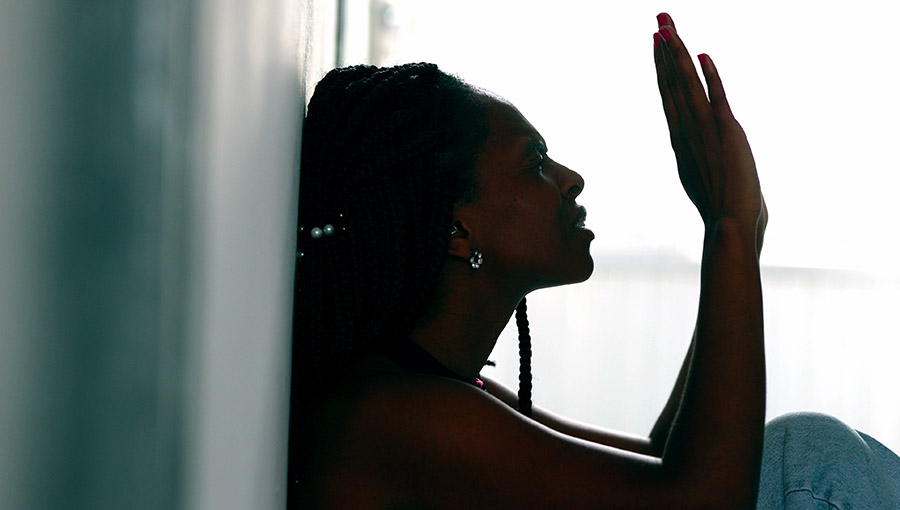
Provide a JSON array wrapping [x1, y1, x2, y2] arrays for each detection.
[[473, 98, 545, 187], [481, 97, 543, 155]]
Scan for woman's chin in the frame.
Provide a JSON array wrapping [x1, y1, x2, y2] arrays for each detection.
[[534, 257, 594, 290], [572, 258, 594, 283]]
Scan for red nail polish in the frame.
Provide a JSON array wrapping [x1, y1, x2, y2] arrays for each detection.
[[698, 54, 710, 66], [653, 32, 661, 47], [657, 13, 667, 27], [660, 27, 672, 42]]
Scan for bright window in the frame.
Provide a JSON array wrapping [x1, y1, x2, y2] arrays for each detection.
[[336, 0, 900, 451]]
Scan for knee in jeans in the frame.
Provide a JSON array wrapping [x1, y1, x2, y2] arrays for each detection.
[[766, 412, 858, 445], [768, 412, 843, 431]]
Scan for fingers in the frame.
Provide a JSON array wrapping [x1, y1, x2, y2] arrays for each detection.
[[658, 25, 714, 131], [652, 13, 761, 226], [653, 33, 682, 149], [656, 12, 676, 32], [655, 12, 739, 133], [697, 53, 737, 126]]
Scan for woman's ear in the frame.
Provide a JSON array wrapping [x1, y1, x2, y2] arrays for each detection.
[[448, 220, 472, 260]]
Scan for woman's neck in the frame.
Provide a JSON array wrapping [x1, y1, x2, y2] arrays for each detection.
[[409, 279, 523, 380]]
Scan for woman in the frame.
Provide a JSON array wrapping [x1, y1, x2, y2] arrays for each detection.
[[289, 13, 900, 508]]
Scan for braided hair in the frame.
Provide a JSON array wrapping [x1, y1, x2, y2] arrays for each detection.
[[292, 63, 488, 386], [515, 297, 533, 418], [289, 63, 535, 499]]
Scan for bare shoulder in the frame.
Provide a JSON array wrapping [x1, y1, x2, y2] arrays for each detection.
[[297, 358, 728, 509], [480, 374, 657, 456]]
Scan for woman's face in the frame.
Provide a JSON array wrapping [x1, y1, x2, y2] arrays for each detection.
[[459, 95, 594, 291]]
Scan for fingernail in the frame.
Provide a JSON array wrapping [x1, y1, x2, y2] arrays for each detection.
[[698, 53, 710, 66], [659, 27, 672, 42], [653, 32, 661, 47], [657, 13, 667, 27]]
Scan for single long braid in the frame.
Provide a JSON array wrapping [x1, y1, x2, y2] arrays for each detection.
[[515, 297, 533, 418]]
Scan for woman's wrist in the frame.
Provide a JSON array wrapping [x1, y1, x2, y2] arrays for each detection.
[[705, 215, 758, 241], [703, 216, 761, 263]]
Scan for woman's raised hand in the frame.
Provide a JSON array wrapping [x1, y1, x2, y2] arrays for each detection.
[[654, 13, 764, 237]]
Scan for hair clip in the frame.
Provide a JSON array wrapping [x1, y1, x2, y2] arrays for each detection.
[[299, 213, 346, 240], [297, 214, 346, 265]]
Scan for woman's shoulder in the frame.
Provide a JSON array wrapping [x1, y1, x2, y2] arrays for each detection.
[[306, 354, 491, 442], [297, 355, 698, 508], [297, 355, 492, 506]]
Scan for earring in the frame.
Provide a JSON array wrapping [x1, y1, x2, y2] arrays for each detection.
[[469, 249, 483, 270]]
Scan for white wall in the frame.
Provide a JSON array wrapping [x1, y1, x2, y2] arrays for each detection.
[[1, 2, 191, 508], [0, 1, 334, 508], [183, 0, 334, 509]]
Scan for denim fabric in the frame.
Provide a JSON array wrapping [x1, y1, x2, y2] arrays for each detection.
[[757, 413, 900, 509]]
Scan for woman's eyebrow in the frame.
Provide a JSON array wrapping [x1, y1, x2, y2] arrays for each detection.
[[523, 140, 546, 158], [522, 143, 543, 162]]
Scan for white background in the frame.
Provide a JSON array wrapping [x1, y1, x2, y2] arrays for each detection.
[[347, 0, 900, 452]]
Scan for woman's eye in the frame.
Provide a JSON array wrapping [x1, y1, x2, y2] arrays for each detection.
[[526, 143, 547, 174], [530, 152, 545, 173]]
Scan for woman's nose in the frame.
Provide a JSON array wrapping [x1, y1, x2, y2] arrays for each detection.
[[559, 165, 585, 199]]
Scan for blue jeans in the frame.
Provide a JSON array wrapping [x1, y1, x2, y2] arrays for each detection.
[[758, 412, 900, 509]]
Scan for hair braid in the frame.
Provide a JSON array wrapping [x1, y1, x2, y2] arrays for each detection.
[[292, 62, 489, 394], [515, 297, 533, 418], [291, 64, 496, 506]]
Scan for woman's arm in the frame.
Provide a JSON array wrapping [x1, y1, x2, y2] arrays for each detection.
[[650, 212, 766, 457], [648, 331, 694, 455], [650, 197, 765, 455], [481, 374, 657, 455], [650, 10, 766, 502]]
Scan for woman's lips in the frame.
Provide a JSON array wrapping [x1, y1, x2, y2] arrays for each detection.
[[573, 206, 594, 239], [573, 205, 587, 229]]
